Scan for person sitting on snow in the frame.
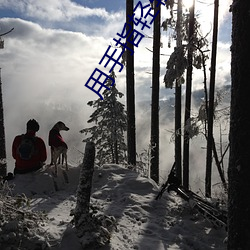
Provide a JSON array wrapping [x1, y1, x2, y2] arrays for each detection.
[[12, 119, 47, 174]]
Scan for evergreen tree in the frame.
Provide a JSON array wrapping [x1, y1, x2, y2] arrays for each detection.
[[163, 1, 209, 186], [80, 72, 127, 166], [163, 0, 184, 183], [175, 0, 183, 184], [183, 0, 195, 190]]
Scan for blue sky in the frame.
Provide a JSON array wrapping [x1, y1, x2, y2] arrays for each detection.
[[0, 0, 126, 34], [77, 0, 125, 12], [0, 0, 125, 16], [0, 0, 232, 174]]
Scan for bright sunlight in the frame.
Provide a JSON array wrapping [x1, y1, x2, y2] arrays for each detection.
[[183, 0, 194, 9]]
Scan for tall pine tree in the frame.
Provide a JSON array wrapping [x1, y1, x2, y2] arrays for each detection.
[[80, 72, 127, 166], [205, 0, 219, 197], [183, 0, 195, 190], [228, 0, 250, 248], [0, 68, 6, 177], [126, 0, 136, 166], [150, 0, 161, 184]]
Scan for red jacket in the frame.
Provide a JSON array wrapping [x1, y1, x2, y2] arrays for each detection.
[[12, 131, 47, 171], [48, 128, 68, 149]]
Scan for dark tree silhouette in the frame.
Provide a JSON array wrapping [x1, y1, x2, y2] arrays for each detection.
[[205, 0, 219, 197], [228, 0, 250, 248], [0, 69, 6, 177], [183, 0, 195, 190], [80, 72, 127, 166], [175, 0, 183, 183], [126, 0, 136, 166], [0, 28, 14, 177], [74, 142, 95, 226], [150, 1, 161, 184]]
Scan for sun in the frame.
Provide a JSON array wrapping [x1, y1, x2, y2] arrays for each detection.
[[183, 0, 194, 9]]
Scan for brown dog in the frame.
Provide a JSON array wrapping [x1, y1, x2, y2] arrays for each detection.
[[48, 121, 69, 176]]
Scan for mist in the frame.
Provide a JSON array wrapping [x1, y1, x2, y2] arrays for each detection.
[[0, 2, 231, 194]]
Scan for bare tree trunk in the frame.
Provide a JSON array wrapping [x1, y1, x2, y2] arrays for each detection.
[[74, 142, 95, 227], [114, 140, 118, 164], [228, 0, 250, 248], [183, 0, 195, 190], [74, 142, 116, 248], [150, 1, 161, 184], [0, 30, 14, 177], [126, 0, 136, 166], [175, 0, 183, 183], [0, 69, 7, 177], [109, 143, 114, 163], [205, 0, 219, 197], [113, 114, 119, 164], [199, 49, 227, 191], [211, 137, 227, 191]]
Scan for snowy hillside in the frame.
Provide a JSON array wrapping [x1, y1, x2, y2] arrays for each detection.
[[0, 164, 227, 250]]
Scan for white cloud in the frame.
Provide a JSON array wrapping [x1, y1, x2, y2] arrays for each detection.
[[195, 0, 232, 38], [0, 0, 121, 21], [1, 18, 114, 101], [0, 17, 114, 169]]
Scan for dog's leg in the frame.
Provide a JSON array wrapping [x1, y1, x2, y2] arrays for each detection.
[[61, 153, 65, 166], [52, 150, 60, 177], [61, 150, 69, 183], [54, 163, 58, 177], [57, 154, 61, 164], [50, 147, 54, 165], [64, 152, 68, 171], [61, 149, 68, 171]]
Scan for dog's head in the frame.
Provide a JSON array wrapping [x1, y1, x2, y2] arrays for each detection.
[[53, 121, 69, 131]]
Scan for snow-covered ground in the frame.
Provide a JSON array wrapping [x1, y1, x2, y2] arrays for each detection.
[[1, 164, 227, 250]]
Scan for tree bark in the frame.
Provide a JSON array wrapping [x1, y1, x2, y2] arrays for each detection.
[[175, 0, 183, 183], [74, 142, 95, 227], [126, 0, 136, 166], [0, 69, 7, 177], [211, 137, 227, 191], [205, 0, 219, 197], [183, 0, 195, 190], [228, 0, 250, 249], [150, 1, 161, 184], [114, 140, 118, 164], [74, 142, 116, 248]]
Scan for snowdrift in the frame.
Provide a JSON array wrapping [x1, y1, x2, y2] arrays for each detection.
[[0, 164, 227, 250]]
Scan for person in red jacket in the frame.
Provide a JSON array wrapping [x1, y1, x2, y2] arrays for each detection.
[[12, 119, 47, 174]]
